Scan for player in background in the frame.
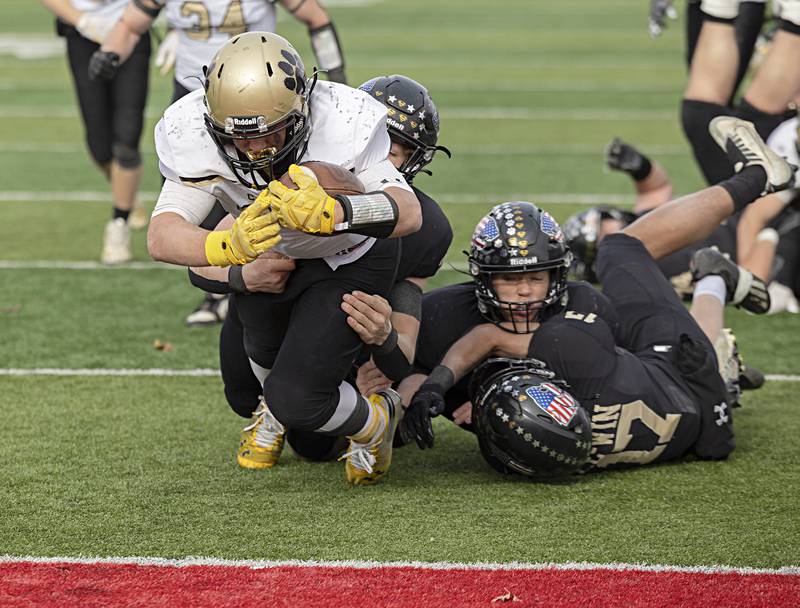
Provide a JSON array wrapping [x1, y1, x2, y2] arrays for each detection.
[[89, 0, 348, 326], [41, 0, 150, 264], [567, 134, 799, 314]]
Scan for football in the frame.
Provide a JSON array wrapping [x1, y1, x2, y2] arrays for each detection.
[[279, 161, 365, 196]]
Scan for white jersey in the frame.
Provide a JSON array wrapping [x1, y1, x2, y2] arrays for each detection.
[[767, 116, 799, 175], [153, 80, 413, 269], [159, 0, 276, 92], [69, 0, 127, 19]]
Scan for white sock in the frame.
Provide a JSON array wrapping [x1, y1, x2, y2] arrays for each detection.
[[693, 275, 727, 306]]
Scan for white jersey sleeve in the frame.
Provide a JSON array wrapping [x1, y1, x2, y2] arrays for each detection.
[[69, 0, 128, 17], [165, 0, 277, 92]]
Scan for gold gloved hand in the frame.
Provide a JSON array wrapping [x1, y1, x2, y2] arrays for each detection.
[[266, 164, 337, 235], [205, 197, 281, 267]]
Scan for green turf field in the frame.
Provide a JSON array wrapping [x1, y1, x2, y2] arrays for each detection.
[[1, 0, 798, 569]]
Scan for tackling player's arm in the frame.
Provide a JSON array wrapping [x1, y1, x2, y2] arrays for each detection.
[[88, 0, 162, 80], [264, 164, 421, 238], [279, 0, 347, 84], [346, 277, 425, 395], [403, 323, 535, 448]]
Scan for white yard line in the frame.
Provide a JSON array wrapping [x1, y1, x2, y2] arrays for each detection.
[[0, 554, 797, 575], [0, 368, 798, 382], [0, 191, 633, 205], [0, 143, 689, 156], [0, 260, 180, 271], [0, 106, 675, 121], [0, 368, 219, 377]]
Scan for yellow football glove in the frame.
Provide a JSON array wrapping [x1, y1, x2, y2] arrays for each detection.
[[205, 197, 281, 267], [267, 164, 337, 235]]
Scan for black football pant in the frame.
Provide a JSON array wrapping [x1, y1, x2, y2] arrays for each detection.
[[65, 29, 150, 168], [233, 239, 399, 431]]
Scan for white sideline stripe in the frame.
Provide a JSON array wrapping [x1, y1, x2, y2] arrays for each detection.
[[0, 369, 219, 377], [0, 191, 632, 205], [0, 555, 797, 575], [0, 106, 675, 121], [0, 369, 798, 382], [0, 260, 182, 271], [0, 143, 689, 157]]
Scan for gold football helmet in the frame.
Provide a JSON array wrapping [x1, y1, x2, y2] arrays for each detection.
[[203, 31, 314, 188]]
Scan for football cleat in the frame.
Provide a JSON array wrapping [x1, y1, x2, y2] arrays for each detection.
[[708, 116, 796, 195], [185, 293, 229, 326], [101, 218, 132, 265], [341, 389, 400, 486], [714, 328, 743, 407], [237, 398, 285, 469], [605, 137, 646, 174], [690, 247, 770, 314]]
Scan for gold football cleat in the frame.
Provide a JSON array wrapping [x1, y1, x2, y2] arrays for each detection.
[[342, 390, 400, 486], [237, 398, 285, 469]]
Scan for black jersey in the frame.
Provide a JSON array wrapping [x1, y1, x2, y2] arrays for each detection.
[[415, 280, 622, 425], [527, 312, 702, 470], [396, 186, 452, 281]]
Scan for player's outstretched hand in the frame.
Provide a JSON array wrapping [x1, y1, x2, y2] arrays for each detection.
[[401, 387, 445, 449], [267, 164, 337, 235]]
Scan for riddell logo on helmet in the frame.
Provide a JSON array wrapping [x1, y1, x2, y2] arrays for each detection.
[[387, 118, 405, 131], [510, 257, 538, 266], [232, 116, 259, 126]]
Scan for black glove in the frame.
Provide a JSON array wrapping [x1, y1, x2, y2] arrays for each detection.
[[89, 50, 120, 81], [400, 384, 446, 449], [649, 0, 677, 38]]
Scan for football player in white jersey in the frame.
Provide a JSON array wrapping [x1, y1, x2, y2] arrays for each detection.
[[88, 0, 348, 325], [41, 0, 150, 264], [148, 32, 422, 485], [89, 0, 347, 98]]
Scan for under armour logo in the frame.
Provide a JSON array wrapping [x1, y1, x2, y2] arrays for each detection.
[[714, 402, 729, 426]]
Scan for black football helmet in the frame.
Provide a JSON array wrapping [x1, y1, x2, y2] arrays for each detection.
[[203, 32, 315, 189], [562, 206, 637, 282], [359, 75, 451, 182], [468, 201, 572, 333], [469, 357, 592, 478]]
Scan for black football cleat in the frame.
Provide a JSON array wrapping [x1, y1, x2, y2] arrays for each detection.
[[690, 247, 771, 314]]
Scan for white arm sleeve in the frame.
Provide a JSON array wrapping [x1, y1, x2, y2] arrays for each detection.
[[152, 179, 217, 225], [352, 100, 413, 194], [356, 158, 413, 194]]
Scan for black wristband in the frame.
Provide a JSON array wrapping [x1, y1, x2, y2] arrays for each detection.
[[228, 265, 250, 294], [371, 327, 397, 355], [421, 365, 455, 394]]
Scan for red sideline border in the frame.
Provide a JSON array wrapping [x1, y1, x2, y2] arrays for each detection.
[[2, 556, 798, 608]]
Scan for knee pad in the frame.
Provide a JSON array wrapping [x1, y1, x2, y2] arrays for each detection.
[[263, 374, 336, 431], [112, 142, 142, 169], [736, 98, 790, 139], [700, 0, 740, 20], [681, 99, 735, 183]]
